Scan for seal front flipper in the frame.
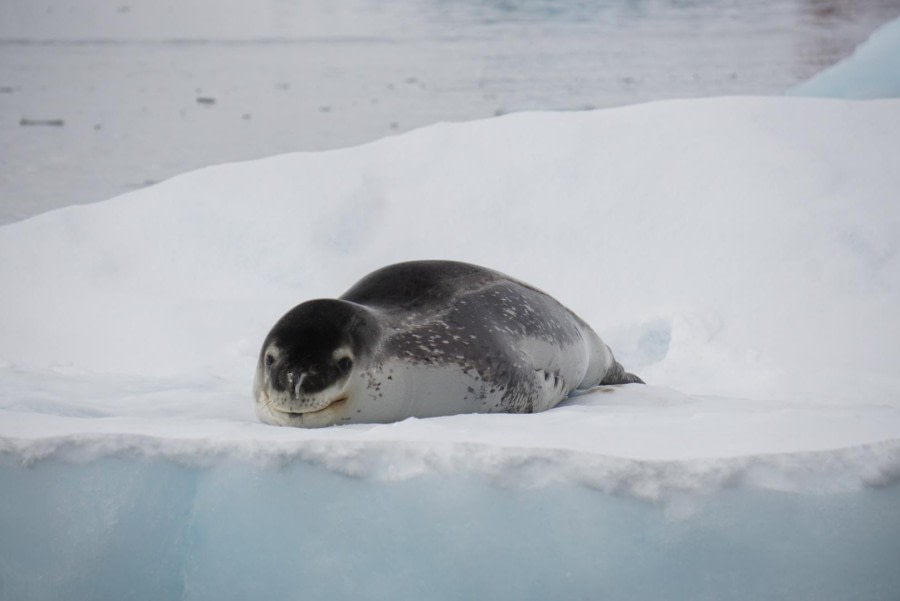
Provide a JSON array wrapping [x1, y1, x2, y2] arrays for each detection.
[[532, 368, 570, 412]]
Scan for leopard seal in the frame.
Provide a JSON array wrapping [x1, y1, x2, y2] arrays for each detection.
[[253, 260, 642, 427]]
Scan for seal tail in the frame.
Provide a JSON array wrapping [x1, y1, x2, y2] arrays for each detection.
[[577, 334, 645, 388], [600, 360, 644, 385]]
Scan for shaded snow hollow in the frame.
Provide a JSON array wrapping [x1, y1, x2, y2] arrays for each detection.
[[2, 97, 900, 600]]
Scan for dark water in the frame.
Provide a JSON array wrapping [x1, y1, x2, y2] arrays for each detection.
[[1, 0, 898, 223]]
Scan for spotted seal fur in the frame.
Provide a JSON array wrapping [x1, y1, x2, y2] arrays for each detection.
[[253, 260, 642, 427]]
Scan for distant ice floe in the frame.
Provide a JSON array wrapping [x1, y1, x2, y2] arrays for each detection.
[[789, 15, 900, 99]]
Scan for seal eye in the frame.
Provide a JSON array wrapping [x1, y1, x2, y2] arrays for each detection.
[[337, 357, 353, 373], [264, 353, 275, 368]]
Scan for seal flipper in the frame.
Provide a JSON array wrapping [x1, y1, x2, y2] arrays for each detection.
[[599, 360, 644, 385]]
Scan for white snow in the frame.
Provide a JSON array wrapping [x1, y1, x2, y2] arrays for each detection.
[[2, 103, 899, 458], [2, 95, 900, 476], [789, 15, 900, 99], [3, 96, 900, 598], [3, 97, 899, 403]]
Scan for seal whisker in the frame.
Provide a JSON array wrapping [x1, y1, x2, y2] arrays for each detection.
[[257, 388, 279, 418]]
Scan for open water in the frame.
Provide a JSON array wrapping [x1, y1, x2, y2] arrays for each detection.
[[1, 0, 898, 223]]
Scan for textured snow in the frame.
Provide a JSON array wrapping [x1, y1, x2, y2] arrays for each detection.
[[3, 95, 900, 474], [2, 97, 900, 599], [789, 15, 900, 99]]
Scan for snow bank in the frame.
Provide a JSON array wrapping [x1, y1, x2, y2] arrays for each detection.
[[789, 15, 900, 99], [2, 96, 900, 464], [2, 97, 900, 599], [2, 97, 899, 402]]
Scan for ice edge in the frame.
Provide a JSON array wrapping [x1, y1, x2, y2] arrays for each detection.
[[2, 434, 899, 501]]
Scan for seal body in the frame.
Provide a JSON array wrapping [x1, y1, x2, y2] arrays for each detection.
[[253, 260, 642, 427]]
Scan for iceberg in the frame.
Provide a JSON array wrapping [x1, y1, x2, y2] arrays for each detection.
[[2, 97, 900, 599], [789, 16, 900, 99]]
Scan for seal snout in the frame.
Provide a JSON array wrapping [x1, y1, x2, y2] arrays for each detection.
[[256, 340, 357, 419], [253, 297, 382, 426]]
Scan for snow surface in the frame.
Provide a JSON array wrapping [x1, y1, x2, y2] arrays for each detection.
[[3, 96, 900, 599], [789, 15, 900, 99]]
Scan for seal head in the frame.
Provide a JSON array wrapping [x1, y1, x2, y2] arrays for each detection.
[[253, 299, 380, 426]]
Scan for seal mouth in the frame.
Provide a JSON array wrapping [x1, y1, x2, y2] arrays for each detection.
[[270, 395, 349, 417]]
